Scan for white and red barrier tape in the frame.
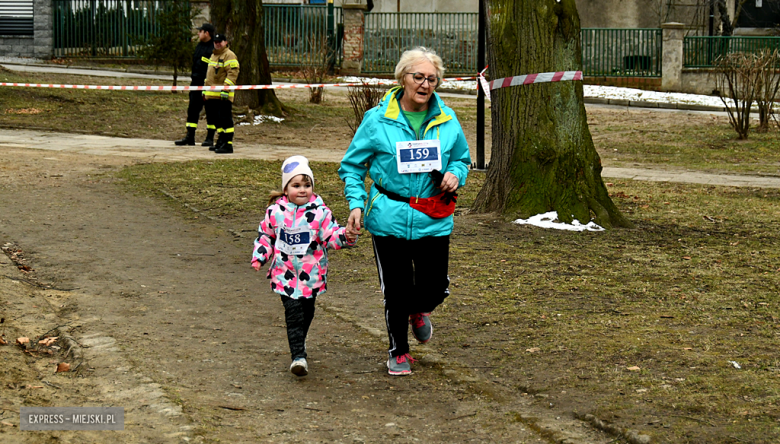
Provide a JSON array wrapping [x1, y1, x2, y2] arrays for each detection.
[[0, 76, 477, 91], [0, 70, 581, 98], [489, 70, 582, 90]]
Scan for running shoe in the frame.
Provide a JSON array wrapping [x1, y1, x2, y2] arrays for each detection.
[[290, 357, 308, 376], [409, 312, 432, 343], [387, 353, 415, 376]]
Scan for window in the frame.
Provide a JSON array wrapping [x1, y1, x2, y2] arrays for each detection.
[[0, 0, 34, 36]]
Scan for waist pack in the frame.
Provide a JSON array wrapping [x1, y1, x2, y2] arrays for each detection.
[[374, 170, 458, 219]]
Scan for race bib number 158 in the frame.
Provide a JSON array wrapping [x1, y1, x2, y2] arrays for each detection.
[[276, 227, 311, 255]]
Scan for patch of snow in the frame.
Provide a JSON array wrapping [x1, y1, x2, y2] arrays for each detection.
[[237, 114, 285, 126], [513, 211, 604, 232], [254, 115, 284, 124], [583, 85, 734, 108]]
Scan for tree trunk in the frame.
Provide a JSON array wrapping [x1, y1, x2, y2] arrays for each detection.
[[472, 0, 632, 229], [211, 0, 287, 116]]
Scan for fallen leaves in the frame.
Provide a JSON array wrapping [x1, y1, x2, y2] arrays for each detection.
[[16, 337, 29, 346], [627, 366, 641, 371], [56, 363, 70, 373], [526, 347, 541, 353], [5, 108, 44, 115], [0, 336, 7, 346], [38, 337, 58, 347]]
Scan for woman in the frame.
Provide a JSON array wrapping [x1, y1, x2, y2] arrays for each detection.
[[339, 47, 471, 376]]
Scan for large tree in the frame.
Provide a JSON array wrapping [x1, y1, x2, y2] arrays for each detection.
[[473, 0, 632, 229], [211, 0, 287, 115]]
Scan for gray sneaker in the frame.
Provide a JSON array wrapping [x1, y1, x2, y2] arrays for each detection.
[[290, 358, 308, 376], [386, 353, 415, 376], [410, 313, 432, 343]]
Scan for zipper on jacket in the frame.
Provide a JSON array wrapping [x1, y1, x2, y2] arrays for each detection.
[[291, 201, 301, 296]]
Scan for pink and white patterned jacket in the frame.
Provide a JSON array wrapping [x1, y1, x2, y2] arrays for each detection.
[[251, 194, 355, 299]]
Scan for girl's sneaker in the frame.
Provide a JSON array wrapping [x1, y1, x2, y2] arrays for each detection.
[[290, 358, 308, 376], [387, 353, 415, 376], [409, 313, 432, 343]]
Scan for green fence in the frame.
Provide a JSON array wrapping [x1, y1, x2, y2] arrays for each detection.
[[684, 36, 780, 67], [363, 12, 477, 75], [53, 0, 187, 58], [264, 4, 342, 68], [580, 28, 662, 77]]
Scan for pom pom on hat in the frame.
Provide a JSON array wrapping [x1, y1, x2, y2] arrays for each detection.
[[282, 156, 314, 190]]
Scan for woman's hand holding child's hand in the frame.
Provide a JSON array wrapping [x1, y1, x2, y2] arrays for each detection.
[[252, 261, 261, 271]]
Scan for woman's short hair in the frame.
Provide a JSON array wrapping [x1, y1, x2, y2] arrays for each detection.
[[394, 47, 445, 84]]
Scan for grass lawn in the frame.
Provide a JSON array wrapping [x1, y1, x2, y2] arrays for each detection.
[[2, 68, 779, 176]]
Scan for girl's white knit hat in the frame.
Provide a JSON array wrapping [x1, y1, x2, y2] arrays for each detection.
[[281, 155, 314, 190]]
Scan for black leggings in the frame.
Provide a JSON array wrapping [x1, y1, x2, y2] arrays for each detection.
[[281, 296, 316, 360], [372, 235, 450, 357]]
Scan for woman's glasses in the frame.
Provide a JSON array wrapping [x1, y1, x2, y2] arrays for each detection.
[[407, 73, 438, 86]]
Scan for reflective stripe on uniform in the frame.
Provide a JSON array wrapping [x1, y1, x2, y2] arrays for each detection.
[[207, 124, 216, 130], [225, 127, 235, 133], [204, 91, 234, 98], [186, 122, 198, 128]]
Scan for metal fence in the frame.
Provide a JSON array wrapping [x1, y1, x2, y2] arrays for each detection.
[[684, 36, 780, 67], [363, 12, 477, 74], [580, 28, 662, 77], [264, 4, 342, 68], [53, 0, 187, 58]]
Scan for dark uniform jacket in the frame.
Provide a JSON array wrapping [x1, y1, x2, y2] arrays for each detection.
[[190, 40, 215, 86]]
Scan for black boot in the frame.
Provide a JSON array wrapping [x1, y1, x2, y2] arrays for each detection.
[[215, 133, 233, 154], [174, 127, 196, 146], [201, 129, 216, 147], [210, 133, 222, 151]]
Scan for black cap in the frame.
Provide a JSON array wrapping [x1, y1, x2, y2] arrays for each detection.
[[213, 33, 226, 43], [196, 23, 215, 34]]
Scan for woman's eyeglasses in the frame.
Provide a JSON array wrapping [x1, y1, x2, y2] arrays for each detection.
[[407, 73, 438, 86]]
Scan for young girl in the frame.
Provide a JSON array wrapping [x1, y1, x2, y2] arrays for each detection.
[[252, 155, 357, 376]]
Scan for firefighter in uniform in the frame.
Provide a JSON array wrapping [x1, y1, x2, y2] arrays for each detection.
[[175, 23, 216, 147], [204, 33, 240, 154]]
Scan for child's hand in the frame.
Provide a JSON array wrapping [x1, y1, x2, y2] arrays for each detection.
[[346, 232, 358, 244], [252, 261, 262, 271]]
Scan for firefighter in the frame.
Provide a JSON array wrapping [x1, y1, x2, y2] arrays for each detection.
[[174, 23, 216, 147], [203, 33, 240, 154]]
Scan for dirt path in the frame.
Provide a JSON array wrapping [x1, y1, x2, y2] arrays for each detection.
[[0, 148, 622, 443]]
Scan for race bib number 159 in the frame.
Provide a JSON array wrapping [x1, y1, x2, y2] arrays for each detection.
[[396, 140, 442, 174]]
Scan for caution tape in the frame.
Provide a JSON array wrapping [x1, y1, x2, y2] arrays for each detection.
[[0, 76, 477, 91], [489, 70, 582, 91]]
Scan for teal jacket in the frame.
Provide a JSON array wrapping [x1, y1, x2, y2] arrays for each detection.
[[338, 87, 471, 240]]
